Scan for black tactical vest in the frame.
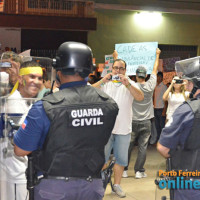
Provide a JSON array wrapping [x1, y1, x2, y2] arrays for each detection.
[[34, 85, 118, 178], [170, 98, 200, 171]]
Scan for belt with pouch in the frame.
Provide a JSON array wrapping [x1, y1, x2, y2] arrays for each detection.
[[43, 175, 101, 182]]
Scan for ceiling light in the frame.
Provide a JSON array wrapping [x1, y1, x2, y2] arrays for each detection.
[[134, 12, 162, 29]]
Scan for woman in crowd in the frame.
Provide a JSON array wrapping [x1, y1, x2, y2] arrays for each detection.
[[163, 76, 190, 123]]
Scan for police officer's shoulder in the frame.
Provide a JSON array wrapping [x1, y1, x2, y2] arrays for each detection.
[[92, 87, 118, 110], [92, 87, 111, 100], [29, 100, 45, 115], [42, 90, 64, 104], [186, 98, 200, 114], [171, 101, 191, 117], [187, 97, 198, 102]]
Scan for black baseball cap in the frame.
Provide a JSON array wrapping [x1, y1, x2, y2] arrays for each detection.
[[136, 66, 147, 78]]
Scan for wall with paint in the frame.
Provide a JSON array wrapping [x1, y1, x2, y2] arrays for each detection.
[[88, 9, 200, 63]]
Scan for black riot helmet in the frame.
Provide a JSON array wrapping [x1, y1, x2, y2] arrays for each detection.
[[53, 42, 94, 78], [175, 56, 200, 88], [175, 57, 200, 98]]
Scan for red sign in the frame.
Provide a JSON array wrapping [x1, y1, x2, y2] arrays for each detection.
[[0, 0, 4, 12]]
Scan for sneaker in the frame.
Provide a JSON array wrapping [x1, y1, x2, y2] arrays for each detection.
[[112, 184, 126, 198], [135, 171, 147, 179], [122, 170, 128, 178]]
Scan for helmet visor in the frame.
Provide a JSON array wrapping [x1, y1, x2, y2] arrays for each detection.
[[175, 56, 200, 79]]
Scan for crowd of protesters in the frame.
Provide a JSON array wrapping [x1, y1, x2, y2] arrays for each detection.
[[0, 48, 191, 199]]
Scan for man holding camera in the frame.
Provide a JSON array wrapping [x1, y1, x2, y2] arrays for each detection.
[[93, 59, 144, 198], [14, 42, 119, 200], [0, 51, 22, 94]]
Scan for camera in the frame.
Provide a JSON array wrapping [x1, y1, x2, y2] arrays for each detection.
[[111, 75, 121, 81], [175, 79, 183, 84], [0, 62, 12, 68]]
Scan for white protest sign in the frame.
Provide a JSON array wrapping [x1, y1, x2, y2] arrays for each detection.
[[19, 49, 31, 57], [115, 42, 158, 75], [101, 54, 114, 77], [19, 49, 32, 62]]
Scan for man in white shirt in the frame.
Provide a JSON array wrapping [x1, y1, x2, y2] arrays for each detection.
[[93, 59, 144, 198], [154, 71, 167, 141], [0, 60, 43, 200]]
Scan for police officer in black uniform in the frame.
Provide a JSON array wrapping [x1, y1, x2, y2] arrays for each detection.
[[13, 42, 119, 200], [157, 57, 200, 200]]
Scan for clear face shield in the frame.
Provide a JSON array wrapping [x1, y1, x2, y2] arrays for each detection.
[[175, 56, 200, 79], [0, 54, 13, 139], [0, 98, 38, 198], [0, 97, 38, 160], [50, 67, 61, 92], [175, 56, 200, 97], [30, 56, 58, 93], [0, 59, 12, 97]]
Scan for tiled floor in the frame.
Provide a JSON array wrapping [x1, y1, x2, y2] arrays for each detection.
[[103, 145, 169, 200]]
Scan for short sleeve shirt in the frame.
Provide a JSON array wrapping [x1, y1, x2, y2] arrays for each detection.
[[154, 82, 167, 109], [166, 91, 190, 120], [101, 79, 138, 135], [132, 74, 156, 121]]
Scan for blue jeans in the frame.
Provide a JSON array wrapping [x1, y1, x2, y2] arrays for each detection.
[[125, 120, 151, 172], [104, 133, 131, 166], [154, 108, 166, 141], [34, 179, 104, 200]]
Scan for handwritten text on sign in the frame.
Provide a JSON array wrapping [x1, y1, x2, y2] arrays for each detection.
[[115, 42, 158, 75], [101, 54, 114, 77]]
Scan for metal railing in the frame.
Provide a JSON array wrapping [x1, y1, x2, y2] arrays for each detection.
[[2, 0, 95, 17], [28, 49, 57, 58]]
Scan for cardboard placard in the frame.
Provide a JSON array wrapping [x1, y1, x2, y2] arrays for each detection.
[[115, 42, 158, 75]]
